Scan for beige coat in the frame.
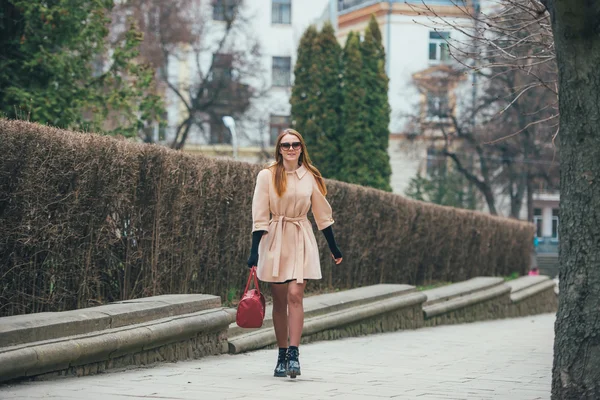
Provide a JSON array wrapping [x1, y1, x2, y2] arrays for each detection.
[[252, 165, 334, 283]]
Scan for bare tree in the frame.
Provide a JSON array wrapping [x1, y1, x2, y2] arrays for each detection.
[[113, 0, 267, 148], [405, 0, 559, 218], [408, 1, 600, 394]]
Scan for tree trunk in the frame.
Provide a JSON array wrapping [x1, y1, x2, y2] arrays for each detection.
[[543, 0, 600, 398], [526, 171, 533, 222], [481, 185, 497, 215]]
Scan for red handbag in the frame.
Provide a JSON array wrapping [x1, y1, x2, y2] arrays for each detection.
[[236, 266, 266, 328]]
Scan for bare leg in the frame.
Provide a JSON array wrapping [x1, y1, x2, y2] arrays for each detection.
[[287, 280, 306, 347], [271, 283, 289, 348]]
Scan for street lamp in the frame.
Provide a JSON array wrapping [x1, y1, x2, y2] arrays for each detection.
[[222, 116, 238, 160]]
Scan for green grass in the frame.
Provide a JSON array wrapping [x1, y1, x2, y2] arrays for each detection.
[[416, 281, 452, 291], [503, 272, 520, 281]]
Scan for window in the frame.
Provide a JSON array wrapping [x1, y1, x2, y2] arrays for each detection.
[[534, 208, 543, 238], [429, 31, 450, 63], [269, 115, 290, 145], [210, 118, 232, 144], [426, 92, 450, 119], [213, 0, 238, 21], [426, 146, 445, 175], [272, 57, 291, 87], [272, 0, 291, 24], [552, 208, 559, 240], [211, 53, 233, 82]]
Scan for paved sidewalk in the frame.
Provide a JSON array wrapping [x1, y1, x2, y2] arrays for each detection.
[[0, 314, 555, 400]]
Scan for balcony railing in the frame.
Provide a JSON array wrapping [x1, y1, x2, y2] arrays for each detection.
[[338, 0, 469, 12], [536, 237, 559, 254]]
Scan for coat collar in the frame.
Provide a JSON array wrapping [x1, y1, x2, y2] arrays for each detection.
[[288, 164, 307, 179]]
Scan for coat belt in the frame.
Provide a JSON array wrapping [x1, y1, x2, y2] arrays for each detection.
[[268, 214, 312, 283]]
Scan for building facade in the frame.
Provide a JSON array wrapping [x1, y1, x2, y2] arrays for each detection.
[[160, 0, 559, 238], [162, 0, 333, 163], [163, 0, 477, 192], [336, 0, 476, 196]]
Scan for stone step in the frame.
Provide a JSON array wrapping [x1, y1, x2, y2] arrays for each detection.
[[228, 290, 426, 354], [505, 275, 557, 302], [0, 307, 234, 383], [228, 284, 415, 338], [0, 294, 221, 348], [422, 277, 505, 306]]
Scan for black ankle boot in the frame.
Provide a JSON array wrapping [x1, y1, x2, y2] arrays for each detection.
[[286, 346, 301, 378], [274, 348, 287, 377]]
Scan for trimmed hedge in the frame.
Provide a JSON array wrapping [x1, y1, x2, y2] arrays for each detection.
[[0, 120, 534, 316]]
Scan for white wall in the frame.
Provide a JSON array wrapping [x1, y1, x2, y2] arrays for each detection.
[[164, 1, 484, 202], [164, 0, 330, 148]]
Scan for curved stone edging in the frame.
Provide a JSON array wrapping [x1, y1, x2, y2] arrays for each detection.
[[510, 280, 557, 303], [0, 308, 233, 383], [228, 284, 415, 339], [0, 294, 221, 348], [423, 284, 511, 319], [228, 292, 426, 354], [511, 280, 557, 303], [423, 277, 505, 306]]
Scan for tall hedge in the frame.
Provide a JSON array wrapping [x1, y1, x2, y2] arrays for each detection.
[[0, 120, 534, 316]]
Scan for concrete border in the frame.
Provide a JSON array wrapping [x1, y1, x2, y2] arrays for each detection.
[[423, 284, 511, 319], [228, 292, 426, 354], [0, 294, 221, 348], [0, 308, 234, 383], [506, 276, 557, 303], [228, 284, 415, 338], [423, 277, 505, 306]]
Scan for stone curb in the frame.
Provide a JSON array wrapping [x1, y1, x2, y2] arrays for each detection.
[[228, 284, 415, 338], [0, 294, 221, 348], [228, 292, 426, 354], [0, 308, 234, 383], [505, 275, 550, 293], [423, 277, 505, 306], [423, 284, 511, 319], [510, 280, 557, 303]]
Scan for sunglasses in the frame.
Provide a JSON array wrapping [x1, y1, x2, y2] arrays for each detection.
[[280, 141, 301, 151]]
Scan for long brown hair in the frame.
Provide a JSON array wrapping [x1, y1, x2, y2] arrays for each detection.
[[270, 129, 327, 197]]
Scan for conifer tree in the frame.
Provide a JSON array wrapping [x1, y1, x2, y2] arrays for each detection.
[[291, 18, 393, 190], [307, 23, 343, 179], [338, 32, 374, 186], [290, 26, 318, 141], [290, 23, 342, 179], [361, 16, 392, 191]]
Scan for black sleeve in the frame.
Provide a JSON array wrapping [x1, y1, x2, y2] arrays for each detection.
[[247, 230, 266, 268], [321, 226, 342, 259]]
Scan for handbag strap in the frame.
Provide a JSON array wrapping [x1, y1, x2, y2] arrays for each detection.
[[243, 266, 261, 296]]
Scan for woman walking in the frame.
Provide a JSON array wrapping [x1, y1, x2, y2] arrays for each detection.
[[247, 129, 343, 378]]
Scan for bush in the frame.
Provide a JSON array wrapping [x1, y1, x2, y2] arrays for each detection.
[[0, 120, 534, 316]]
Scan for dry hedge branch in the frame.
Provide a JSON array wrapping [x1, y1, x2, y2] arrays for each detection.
[[0, 120, 533, 316]]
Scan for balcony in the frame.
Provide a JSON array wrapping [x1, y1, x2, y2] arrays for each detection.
[[533, 190, 560, 203], [338, 0, 470, 13]]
